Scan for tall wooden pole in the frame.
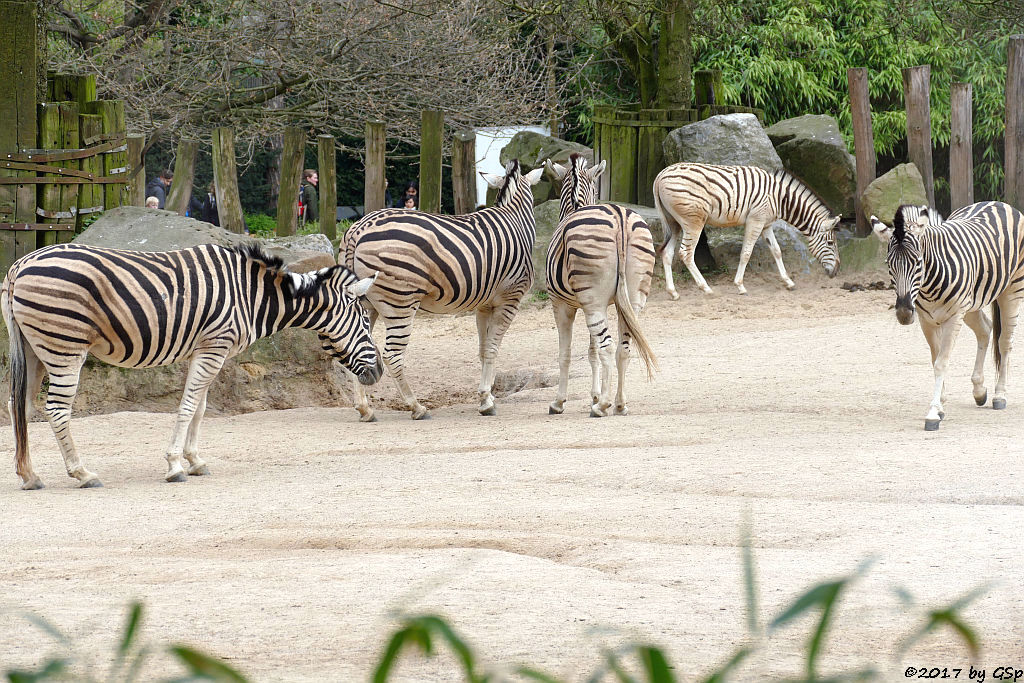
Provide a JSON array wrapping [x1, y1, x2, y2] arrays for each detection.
[[420, 110, 443, 214], [211, 127, 245, 234], [950, 83, 974, 212], [165, 138, 198, 216], [451, 130, 476, 214], [126, 134, 146, 207], [76, 114, 102, 232], [903, 65, 935, 207], [317, 134, 337, 241], [847, 68, 876, 235], [37, 102, 79, 246], [277, 126, 305, 236], [364, 121, 386, 213], [0, 0, 39, 269], [1006, 35, 1024, 211]]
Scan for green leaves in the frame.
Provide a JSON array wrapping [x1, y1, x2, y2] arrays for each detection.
[[372, 614, 482, 683]]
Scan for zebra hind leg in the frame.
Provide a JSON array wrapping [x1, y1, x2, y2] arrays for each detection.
[[381, 315, 429, 420], [477, 300, 522, 416], [41, 355, 102, 487], [963, 310, 991, 407], [584, 309, 615, 417], [549, 302, 576, 415]]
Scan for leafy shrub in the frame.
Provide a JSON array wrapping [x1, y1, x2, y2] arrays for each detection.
[[244, 213, 276, 237]]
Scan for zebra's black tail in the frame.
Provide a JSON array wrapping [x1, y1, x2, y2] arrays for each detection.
[[3, 295, 30, 483], [993, 301, 1003, 370]]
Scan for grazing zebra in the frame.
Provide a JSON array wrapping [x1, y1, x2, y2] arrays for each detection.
[[2, 243, 381, 489], [653, 163, 841, 297], [544, 155, 657, 417], [342, 159, 544, 420], [871, 201, 1024, 430]]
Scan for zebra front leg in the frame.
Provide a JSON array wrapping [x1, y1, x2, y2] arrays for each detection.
[[41, 355, 101, 487], [381, 316, 429, 420], [584, 309, 615, 417], [348, 307, 379, 421], [734, 220, 767, 295], [963, 310, 992, 406], [763, 223, 796, 290], [549, 302, 576, 415], [477, 300, 522, 416], [183, 392, 211, 476], [166, 351, 227, 482], [992, 296, 1022, 410], [923, 316, 964, 430]]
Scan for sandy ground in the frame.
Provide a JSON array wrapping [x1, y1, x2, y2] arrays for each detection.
[[1, 269, 1022, 682]]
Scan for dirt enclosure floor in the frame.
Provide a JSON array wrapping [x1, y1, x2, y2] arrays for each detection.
[[2, 270, 1023, 682]]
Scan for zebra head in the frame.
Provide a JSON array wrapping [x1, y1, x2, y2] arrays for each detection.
[[545, 154, 606, 219], [876, 205, 929, 325], [480, 160, 545, 208], [804, 214, 841, 278], [316, 268, 383, 385]]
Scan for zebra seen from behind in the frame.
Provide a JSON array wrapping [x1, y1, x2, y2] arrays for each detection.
[[2, 243, 381, 489], [871, 201, 1024, 430], [342, 159, 544, 420], [653, 163, 841, 297], [544, 154, 657, 417]]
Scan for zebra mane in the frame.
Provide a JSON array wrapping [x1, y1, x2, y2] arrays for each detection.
[[493, 159, 522, 206], [772, 169, 834, 217], [232, 242, 348, 297]]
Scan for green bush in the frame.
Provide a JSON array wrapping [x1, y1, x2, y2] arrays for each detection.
[[244, 213, 276, 237]]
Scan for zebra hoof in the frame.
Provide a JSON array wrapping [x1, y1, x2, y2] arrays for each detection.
[[614, 405, 629, 416], [359, 413, 377, 423], [412, 411, 431, 421], [668, 291, 680, 301], [589, 407, 605, 418], [166, 471, 187, 483], [21, 477, 45, 491], [924, 419, 941, 431], [480, 405, 497, 416], [938, 411, 945, 420], [993, 398, 1007, 410], [975, 391, 988, 406], [548, 405, 563, 415], [80, 477, 103, 488], [188, 464, 210, 476]]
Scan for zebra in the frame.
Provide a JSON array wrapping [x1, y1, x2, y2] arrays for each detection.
[[871, 201, 1024, 430], [544, 154, 657, 417], [652, 163, 841, 297], [342, 159, 544, 421], [2, 242, 381, 489]]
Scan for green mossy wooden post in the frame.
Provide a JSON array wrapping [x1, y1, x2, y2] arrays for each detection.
[[76, 114, 102, 232], [84, 100, 127, 210], [0, 0, 39, 272], [211, 127, 245, 234], [420, 110, 443, 214], [1006, 35, 1024, 211], [608, 112, 638, 204], [594, 105, 614, 201], [126, 134, 145, 207], [317, 134, 337, 241], [277, 126, 305, 236], [637, 109, 668, 206], [452, 130, 476, 215], [364, 121, 386, 214], [694, 69, 723, 122], [902, 65, 935, 207], [37, 102, 80, 246], [47, 73, 95, 109], [950, 83, 974, 212], [165, 138, 198, 216]]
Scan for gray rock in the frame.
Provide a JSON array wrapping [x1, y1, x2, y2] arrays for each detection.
[[499, 131, 593, 172], [532, 200, 562, 291], [765, 114, 856, 217], [706, 220, 813, 276], [860, 164, 928, 225], [609, 202, 664, 243], [663, 114, 783, 171], [765, 114, 846, 147]]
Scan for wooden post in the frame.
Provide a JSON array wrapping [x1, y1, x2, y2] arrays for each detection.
[[902, 65, 935, 207], [950, 83, 974, 212], [637, 109, 668, 207], [211, 127, 245, 234], [47, 74, 95, 109], [848, 68, 876, 234], [84, 100, 127, 210], [165, 138, 198, 216], [364, 121, 386, 213], [126, 134, 145, 207], [420, 110, 443, 214], [276, 126, 304, 236], [317, 134, 336, 241], [37, 102, 80, 246], [1007, 35, 1024, 211], [608, 114, 638, 203], [76, 114, 102, 232], [452, 130, 476, 214], [693, 70, 723, 107], [0, 0, 39, 270], [595, 104, 614, 201]]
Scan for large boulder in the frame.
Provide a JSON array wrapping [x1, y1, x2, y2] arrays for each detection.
[[706, 221, 813, 277], [663, 113, 783, 171], [766, 115, 856, 217], [531, 200, 561, 291], [860, 164, 928, 225], [499, 131, 593, 172]]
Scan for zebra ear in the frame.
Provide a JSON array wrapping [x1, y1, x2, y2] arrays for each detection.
[[870, 215, 892, 243], [479, 171, 505, 189], [587, 160, 607, 182], [524, 168, 545, 185], [347, 272, 377, 297], [545, 159, 568, 181]]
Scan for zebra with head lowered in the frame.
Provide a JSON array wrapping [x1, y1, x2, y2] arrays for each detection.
[[2, 243, 381, 489], [343, 159, 544, 420], [653, 163, 841, 297], [871, 201, 1024, 430], [544, 154, 657, 417]]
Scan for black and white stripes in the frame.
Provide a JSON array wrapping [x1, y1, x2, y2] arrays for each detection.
[[2, 242, 380, 488], [873, 201, 1024, 430]]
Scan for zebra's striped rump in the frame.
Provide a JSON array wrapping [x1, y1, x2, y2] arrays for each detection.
[[2, 242, 380, 488]]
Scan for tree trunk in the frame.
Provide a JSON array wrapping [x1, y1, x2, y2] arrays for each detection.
[[655, 0, 693, 109]]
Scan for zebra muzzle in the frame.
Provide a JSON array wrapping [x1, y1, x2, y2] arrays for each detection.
[[895, 304, 916, 325]]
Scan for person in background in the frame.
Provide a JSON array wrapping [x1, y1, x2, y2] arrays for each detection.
[[201, 181, 220, 227], [394, 181, 418, 208], [145, 169, 173, 209], [145, 196, 160, 209], [301, 169, 319, 224], [403, 196, 417, 210]]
